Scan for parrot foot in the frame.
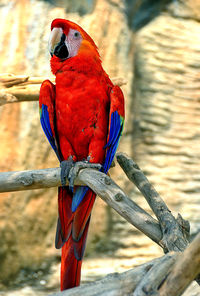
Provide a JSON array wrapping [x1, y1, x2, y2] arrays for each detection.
[[60, 156, 74, 186], [68, 160, 102, 192]]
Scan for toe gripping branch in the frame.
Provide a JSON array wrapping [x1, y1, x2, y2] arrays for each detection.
[[60, 158, 102, 191], [60, 156, 75, 187]]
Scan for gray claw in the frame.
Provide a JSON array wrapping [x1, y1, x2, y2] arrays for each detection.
[[60, 157, 74, 186], [68, 161, 102, 191]]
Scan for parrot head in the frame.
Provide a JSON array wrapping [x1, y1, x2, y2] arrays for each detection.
[[48, 19, 100, 64]]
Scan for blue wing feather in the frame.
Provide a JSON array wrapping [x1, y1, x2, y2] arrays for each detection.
[[104, 113, 116, 148], [43, 105, 53, 137], [103, 111, 124, 173], [40, 104, 61, 161]]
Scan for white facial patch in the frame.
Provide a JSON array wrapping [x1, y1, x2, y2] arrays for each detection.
[[65, 28, 83, 58]]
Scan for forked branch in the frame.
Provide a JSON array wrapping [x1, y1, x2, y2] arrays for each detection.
[[0, 166, 162, 247], [50, 233, 200, 296], [116, 153, 190, 253], [0, 152, 199, 295]]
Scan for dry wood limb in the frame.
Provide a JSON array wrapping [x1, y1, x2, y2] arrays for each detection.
[[133, 253, 177, 296], [116, 152, 190, 253], [50, 256, 167, 296], [0, 74, 44, 104], [0, 73, 29, 87], [0, 167, 162, 245], [132, 232, 200, 296], [1, 152, 199, 294], [159, 232, 200, 296], [0, 73, 126, 106], [51, 232, 200, 296], [116, 153, 200, 287], [0, 168, 64, 192]]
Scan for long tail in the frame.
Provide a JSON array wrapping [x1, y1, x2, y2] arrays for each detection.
[[56, 186, 95, 291]]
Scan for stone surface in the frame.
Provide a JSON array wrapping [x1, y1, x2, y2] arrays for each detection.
[[133, 8, 200, 236], [0, 0, 200, 295]]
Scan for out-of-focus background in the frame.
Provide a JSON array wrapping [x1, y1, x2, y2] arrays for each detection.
[[0, 0, 200, 295]]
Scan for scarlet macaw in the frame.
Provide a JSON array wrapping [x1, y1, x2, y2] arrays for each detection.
[[39, 18, 125, 291]]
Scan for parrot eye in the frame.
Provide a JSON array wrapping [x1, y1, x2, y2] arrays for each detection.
[[74, 31, 80, 38]]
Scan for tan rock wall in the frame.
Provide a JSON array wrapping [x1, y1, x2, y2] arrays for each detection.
[[133, 10, 200, 234]]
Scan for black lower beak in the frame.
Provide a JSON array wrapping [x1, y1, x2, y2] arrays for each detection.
[[53, 33, 69, 59]]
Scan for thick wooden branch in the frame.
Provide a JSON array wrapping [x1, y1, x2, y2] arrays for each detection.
[[50, 255, 172, 296], [0, 74, 44, 104], [159, 232, 200, 296], [0, 153, 195, 255], [78, 168, 162, 244], [0, 74, 126, 105], [0, 167, 66, 191], [116, 153, 200, 286], [0, 167, 162, 246], [116, 152, 189, 253], [134, 253, 177, 296], [1, 152, 199, 295], [50, 232, 200, 296]]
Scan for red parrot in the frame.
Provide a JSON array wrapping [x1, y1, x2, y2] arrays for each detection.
[[39, 18, 125, 291]]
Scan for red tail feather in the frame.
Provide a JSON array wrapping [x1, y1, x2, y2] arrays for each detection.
[[61, 217, 90, 290], [61, 236, 82, 290], [57, 187, 95, 290]]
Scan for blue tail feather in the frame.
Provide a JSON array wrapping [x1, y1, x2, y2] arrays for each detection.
[[72, 186, 89, 212]]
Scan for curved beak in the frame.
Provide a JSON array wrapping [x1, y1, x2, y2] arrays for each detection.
[[48, 27, 69, 59]]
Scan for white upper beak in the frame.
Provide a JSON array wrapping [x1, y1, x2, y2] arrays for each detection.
[[48, 27, 63, 56]]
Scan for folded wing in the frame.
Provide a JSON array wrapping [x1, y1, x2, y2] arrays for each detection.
[[103, 85, 125, 173], [39, 80, 61, 161]]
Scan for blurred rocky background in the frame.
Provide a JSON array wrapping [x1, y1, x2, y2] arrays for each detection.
[[0, 0, 200, 295]]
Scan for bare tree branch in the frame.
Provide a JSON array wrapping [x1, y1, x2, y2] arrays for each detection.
[[50, 255, 174, 296], [133, 253, 177, 296], [1, 151, 199, 295], [0, 74, 43, 104], [0, 167, 64, 191], [50, 233, 200, 296], [159, 232, 200, 296], [116, 153, 190, 253], [0, 167, 162, 246]]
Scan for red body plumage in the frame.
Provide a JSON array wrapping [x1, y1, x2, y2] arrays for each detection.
[[55, 58, 111, 163], [39, 19, 125, 291]]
